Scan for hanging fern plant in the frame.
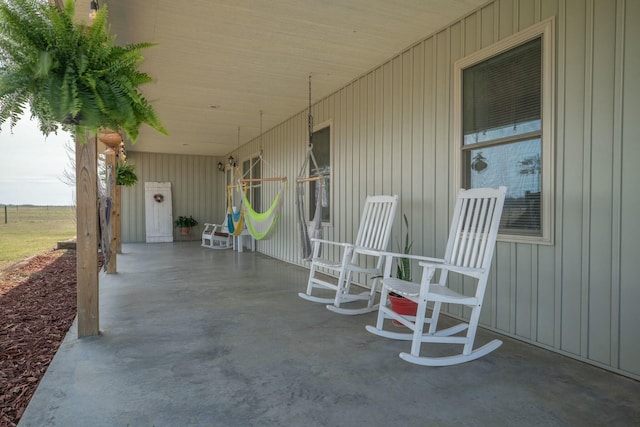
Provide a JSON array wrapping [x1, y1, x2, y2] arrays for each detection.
[[0, 0, 167, 141], [116, 161, 138, 187]]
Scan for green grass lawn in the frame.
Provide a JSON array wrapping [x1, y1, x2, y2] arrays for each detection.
[[0, 205, 76, 270]]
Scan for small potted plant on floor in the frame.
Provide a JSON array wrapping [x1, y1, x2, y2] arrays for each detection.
[[175, 216, 198, 235], [388, 214, 417, 321]]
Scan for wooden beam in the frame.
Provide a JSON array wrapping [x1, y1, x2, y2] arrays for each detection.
[[76, 133, 99, 337], [296, 175, 329, 183], [239, 177, 288, 183]]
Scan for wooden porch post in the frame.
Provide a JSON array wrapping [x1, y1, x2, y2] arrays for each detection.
[[104, 147, 117, 273], [114, 185, 122, 254], [76, 133, 99, 337]]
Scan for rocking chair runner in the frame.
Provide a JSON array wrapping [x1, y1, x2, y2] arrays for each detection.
[[365, 186, 507, 366], [298, 194, 399, 315]]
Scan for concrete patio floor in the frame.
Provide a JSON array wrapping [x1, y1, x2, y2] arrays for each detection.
[[19, 242, 640, 426]]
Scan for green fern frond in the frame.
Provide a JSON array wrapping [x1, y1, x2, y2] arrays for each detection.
[[0, 0, 165, 141]]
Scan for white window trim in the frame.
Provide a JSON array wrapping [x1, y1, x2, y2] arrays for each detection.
[[310, 119, 333, 227], [452, 17, 555, 245]]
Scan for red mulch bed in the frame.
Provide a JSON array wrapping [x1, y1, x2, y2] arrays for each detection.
[[0, 250, 79, 427]]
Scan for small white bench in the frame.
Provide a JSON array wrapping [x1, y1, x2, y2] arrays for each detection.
[[201, 223, 232, 249]]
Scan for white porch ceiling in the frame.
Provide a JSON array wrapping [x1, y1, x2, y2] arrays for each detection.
[[103, 0, 487, 156]]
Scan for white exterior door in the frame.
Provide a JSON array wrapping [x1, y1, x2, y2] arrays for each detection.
[[144, 182, 173, 243]]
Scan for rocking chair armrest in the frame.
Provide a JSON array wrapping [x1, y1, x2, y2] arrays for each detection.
[[417, 261, 485, 279], [352, 247, 384, 257], [310, 238, 355, 250], [368, 249, 445, 264], [353, 249, 446, 279]]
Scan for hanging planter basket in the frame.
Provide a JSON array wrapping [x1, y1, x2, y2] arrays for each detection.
[[98, 130, 122, 150]]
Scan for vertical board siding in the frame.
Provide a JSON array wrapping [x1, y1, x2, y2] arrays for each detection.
[[120, 0, 639, 380], [619, 0, 640, 376], [515, 244, 533, 339], [448, 22, 464, 313], [536, 245, 556, 346], [560, 0, 587, 356], [588, 0, 616, 366]]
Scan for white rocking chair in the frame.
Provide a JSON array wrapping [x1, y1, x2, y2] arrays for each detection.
[[201, 222, 232, 249], [298, 195, 398, 315], [365, 186, 507, 366]]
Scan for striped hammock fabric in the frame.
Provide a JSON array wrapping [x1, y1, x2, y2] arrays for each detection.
[[242, 183, 286, 240], [296, 178, 325, 261], [227, 186, 245, 237]]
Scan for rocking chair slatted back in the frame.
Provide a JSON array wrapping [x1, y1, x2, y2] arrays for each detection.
[[446, 188, 503, 271], [355, 196, 397, 251]]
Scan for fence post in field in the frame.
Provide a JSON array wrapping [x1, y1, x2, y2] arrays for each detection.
[[4, 205, 6, 224]]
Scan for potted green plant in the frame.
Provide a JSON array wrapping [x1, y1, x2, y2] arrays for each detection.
[[395, 213, 413, 282], [0, 0, 167, 141], [388, 214, 417, 322], [116, 161, 138, 187], [174, 216, 198, 235]]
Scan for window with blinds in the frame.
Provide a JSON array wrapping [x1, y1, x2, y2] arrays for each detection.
[[461, 37, 543, 236]]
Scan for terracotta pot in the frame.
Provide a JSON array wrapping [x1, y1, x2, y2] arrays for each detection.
[[98, 130, 122, 149], [389, 294, 417, 326], [180, 227, 191, 235]]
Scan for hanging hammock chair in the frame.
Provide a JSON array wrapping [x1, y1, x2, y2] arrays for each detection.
[[296, 148, 328, 260], [241, 176, 287, 240], [226, 184, 245, 237], [239, 111, 288, 241], [296, 75, 328, 261]]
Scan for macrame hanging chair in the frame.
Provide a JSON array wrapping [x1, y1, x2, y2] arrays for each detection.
[[226, 183, 245, 236], [225, 126, 246, 237], [240, 111, 288, 240], [296, 75, 328, 261], [296, 172, 326, 260], [227, 126, 244, 237], [241, 177, 287, 240]]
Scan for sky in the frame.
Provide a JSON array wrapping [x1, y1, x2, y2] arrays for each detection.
[[0, 112, 75, 206]]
